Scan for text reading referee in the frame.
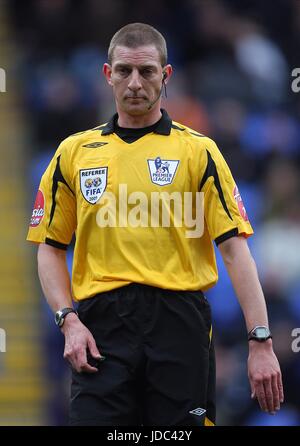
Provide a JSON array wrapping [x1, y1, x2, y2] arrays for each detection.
[[27, 23, 283, 426]]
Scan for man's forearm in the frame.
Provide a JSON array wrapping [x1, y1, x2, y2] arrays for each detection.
[[219, 236, 268, 332], [37, 243, 102, 371], [37, 243, 73, 313]]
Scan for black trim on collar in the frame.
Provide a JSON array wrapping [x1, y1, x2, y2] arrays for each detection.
[[101, 109, 172, 136]]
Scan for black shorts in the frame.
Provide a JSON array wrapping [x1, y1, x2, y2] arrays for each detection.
[[69, 283, 216, 426]]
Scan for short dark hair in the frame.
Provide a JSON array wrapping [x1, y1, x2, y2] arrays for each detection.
[[108, 23, 167, 66]]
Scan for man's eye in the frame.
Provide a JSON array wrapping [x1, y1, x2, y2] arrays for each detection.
[[118, 68, 130, 76], [141, 69, 153, 77]]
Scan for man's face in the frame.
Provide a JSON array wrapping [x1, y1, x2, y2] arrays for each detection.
[[104, 45, 170, 116]]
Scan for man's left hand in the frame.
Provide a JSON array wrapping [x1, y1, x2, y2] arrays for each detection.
[[248, 339, 284, 414]]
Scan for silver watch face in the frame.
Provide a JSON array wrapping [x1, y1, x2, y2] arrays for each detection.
[[55, 310, 63, 327], [256, 327, 269, 337], [250, 326, 271, 340]]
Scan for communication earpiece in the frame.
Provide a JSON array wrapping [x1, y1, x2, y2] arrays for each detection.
[[148, 72, 168, 110]]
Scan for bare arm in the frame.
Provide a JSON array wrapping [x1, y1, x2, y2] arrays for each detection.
[[37, 243, 102, 373], [37, 242, 73, 312], [218, 236, 268, 331], [218, 236, 284, 414]]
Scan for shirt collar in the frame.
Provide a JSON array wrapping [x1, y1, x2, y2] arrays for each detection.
[[101, 109, 172, 136]]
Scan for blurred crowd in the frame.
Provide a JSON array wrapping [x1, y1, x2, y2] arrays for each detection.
[[9, 0, 300, 425]]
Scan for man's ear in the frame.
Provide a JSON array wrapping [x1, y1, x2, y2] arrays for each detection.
[[103, 63, 113, 86], [162, 64, 173, 84]]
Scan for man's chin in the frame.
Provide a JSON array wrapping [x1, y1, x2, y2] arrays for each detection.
[[123, 104, 150, 116]]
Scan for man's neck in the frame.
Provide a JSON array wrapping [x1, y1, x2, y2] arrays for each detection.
[[116, 107, 162, 129]]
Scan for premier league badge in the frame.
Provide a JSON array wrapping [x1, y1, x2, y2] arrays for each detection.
[[80, 167, 107, 204], [147, 157, 179, 186]]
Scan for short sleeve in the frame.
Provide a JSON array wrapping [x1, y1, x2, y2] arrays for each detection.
[[199, 140, 253, 245], [26, 141, 76, 249]]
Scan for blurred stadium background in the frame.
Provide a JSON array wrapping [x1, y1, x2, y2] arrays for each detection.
[[0, 0, 300, 425]]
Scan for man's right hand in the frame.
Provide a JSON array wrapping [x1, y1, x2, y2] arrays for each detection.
[[61, 312, 103, 373]]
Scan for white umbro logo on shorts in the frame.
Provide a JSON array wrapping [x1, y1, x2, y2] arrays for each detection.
[[189, 407, 206, 417]]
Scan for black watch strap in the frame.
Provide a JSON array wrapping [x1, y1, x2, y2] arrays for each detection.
[[55, 307, 78, 327]]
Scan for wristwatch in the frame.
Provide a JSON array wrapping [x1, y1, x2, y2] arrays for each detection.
[[55, 307, 78, 327], [248, 325, 272, 342]]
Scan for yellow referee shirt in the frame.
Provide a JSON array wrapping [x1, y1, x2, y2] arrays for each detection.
[[27, 110, 253, 301]]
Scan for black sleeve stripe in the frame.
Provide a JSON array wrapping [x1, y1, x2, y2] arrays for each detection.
[[171, 124, 185, 131], [199, 149, 233, 221], [190, 132, 205, 138], [45, 237, 68, 250], [49, 155, 74, 227], [215, 228, 238, 246]]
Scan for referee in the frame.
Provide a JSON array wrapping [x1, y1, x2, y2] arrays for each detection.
[[27, 23, 283, 426]]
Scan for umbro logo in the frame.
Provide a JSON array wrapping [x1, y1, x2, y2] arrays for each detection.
[[189, 407, 206, 417], [82, 142, 108, 148]]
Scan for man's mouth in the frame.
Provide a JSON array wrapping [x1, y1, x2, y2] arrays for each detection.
[[125, 96, 147, 100]]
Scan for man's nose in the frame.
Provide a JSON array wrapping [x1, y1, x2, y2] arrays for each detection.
[[128, 71, 142, 90]]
